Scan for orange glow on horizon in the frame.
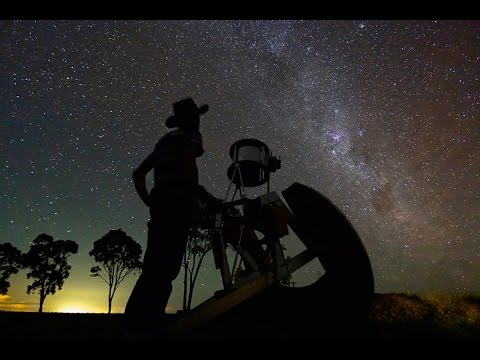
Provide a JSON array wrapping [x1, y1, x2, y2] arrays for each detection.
[[56, 303, 101, 313], [0, 303, 29, 311], [0, 294, 12, 301]]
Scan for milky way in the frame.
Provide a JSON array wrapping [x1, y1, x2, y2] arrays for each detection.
[[1, 20, 479, 312]]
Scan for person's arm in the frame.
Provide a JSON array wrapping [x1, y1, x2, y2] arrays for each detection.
[[132, 152, 156, 207]]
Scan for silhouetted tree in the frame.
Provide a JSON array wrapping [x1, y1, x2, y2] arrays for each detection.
[[182, 229, 212, 311], [23, 234, 78, 313], [0, 242, 22, 295], [181, 185, 222, 312], [89, 229, 142, 314]]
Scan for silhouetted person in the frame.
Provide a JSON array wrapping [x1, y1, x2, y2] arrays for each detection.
[[124, 97, 208, 336]]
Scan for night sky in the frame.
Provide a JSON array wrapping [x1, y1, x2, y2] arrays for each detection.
[[1, 20, 479, 313]]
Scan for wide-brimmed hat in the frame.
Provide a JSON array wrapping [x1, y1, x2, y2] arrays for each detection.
[[165, 97, 209, 128]]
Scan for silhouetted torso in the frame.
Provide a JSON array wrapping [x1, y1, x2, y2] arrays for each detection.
[[152, 128, 203, 196]]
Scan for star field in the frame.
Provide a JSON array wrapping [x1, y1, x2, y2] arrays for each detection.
[[1, 20, 479, 312]]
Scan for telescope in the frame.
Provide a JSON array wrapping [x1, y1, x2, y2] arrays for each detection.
[[211, 138, 288, 290], [174, 137, 375, 337]]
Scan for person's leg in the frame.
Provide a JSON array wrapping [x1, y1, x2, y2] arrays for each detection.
[[124, 190, 192, 332], [124, 220, 165, 331], [153, 217, 188, 313], [124, 214, 189, 330]]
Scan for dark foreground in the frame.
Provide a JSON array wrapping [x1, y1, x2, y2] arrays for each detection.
[[1, 293, 479, 345]]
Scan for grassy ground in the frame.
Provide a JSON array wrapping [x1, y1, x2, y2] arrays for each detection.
[[1, 293, 479, 342], [369, 293, 480, 339]]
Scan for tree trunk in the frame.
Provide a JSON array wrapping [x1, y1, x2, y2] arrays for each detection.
[[108, 283, 113, 314], [187, 280, 195, 311], [183, 251, 188, 312], [187, 266, 198, 310], [39, 295, 45, 313], [187, 251, 207, 310]]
